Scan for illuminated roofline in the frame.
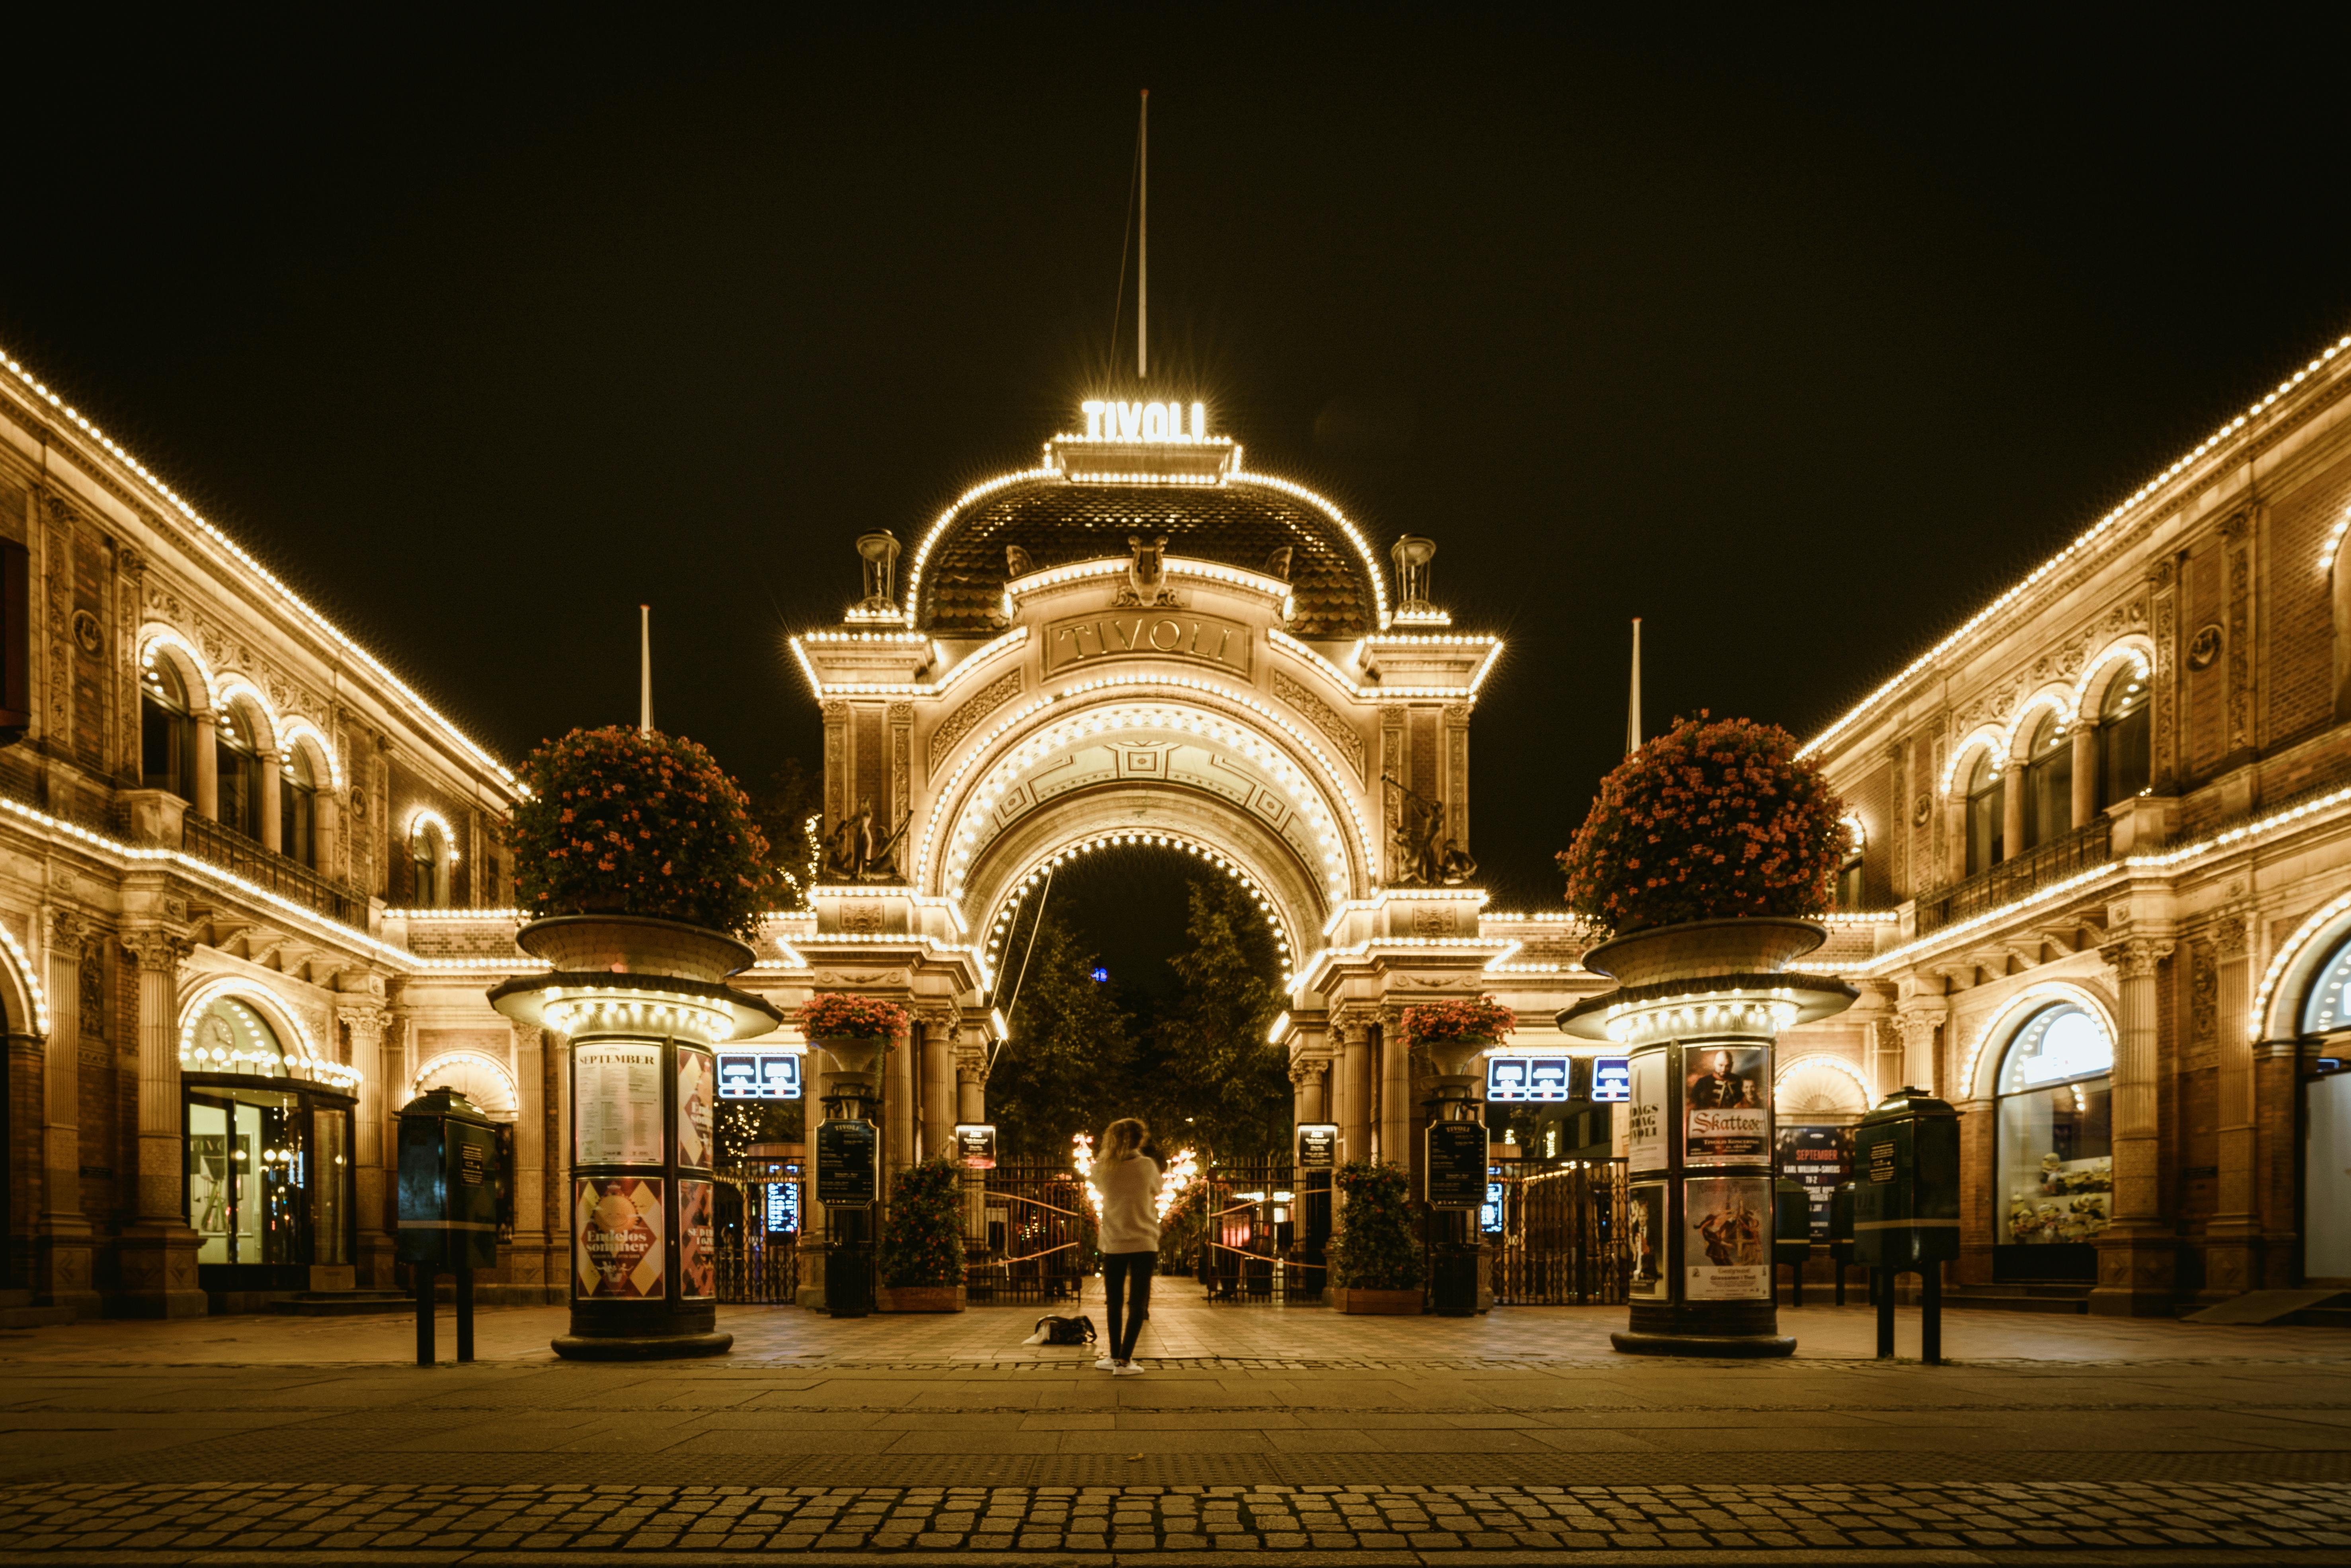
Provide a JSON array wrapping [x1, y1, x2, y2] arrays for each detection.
[[1800, 332, 2351, 763], [4, 341, 520, 796]]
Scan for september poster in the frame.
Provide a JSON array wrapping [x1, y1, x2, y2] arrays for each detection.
[[1684, 1044, 1770, 1164], [1682, 1175, 1773, 1301]]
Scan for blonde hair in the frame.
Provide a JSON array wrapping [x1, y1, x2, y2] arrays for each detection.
[[1100, 1117, 1147, 1161]]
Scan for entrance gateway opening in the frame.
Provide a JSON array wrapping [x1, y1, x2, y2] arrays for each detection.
[[777, 394, 1627, 1313]]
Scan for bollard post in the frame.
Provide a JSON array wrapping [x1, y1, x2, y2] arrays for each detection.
[[1921, 1264, 1941, 1366], [1875, 1268, 1895, 1359], [456, 1266, 476, 1365], [414, 1267, 435, 1366]]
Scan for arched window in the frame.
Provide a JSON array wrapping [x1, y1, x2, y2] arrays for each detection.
[[280, 748, 318, 868], [2299, 930, 2351, 1281], [410, 817, 451, 908], [2021, 712, 2073, 850], [1834, 817, 1865, 909], [215, 703, 265, 839], [1994, 1001, 2114, 1279], [1964, 750, 2004, 876], [2096, 670, 2151, 810], [140, 659, 198, 800]]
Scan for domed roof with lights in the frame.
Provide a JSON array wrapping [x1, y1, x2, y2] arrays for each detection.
[[903, 398, 1388, 639]]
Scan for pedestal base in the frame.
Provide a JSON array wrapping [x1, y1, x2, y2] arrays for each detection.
[[34, 1225, 101, 1318], [1611, 1329, 1796, 1358], [552, 1331, 733, 1361], [2090, 1225, 2177, 1317], [111, 1221, 207, 1318]]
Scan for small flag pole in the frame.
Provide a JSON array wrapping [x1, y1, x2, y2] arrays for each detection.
[[1626, 617, 1642, 755], [639, 605, 654, 735]]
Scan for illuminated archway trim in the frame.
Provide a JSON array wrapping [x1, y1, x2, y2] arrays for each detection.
[[1773, 1051, 1874, 1107], [138, 628, 217, 712], [0, 919, 49, 1036], [1941, 726, 2009, 796], [919, 679, 1377, 898], [2320, 500, 2351, 573], [2002, 688, 2073, 762], [213, 680, 282, 755], [2255, 891, 2351, 1043], [1957, 981, 2116, 1103], [2072, 637, 2154, 722], [176, 975, 359, 1090], [941, 702, 1354, 909], [981, 829, 1299, 989], [277, 718, 345, 790], [413, 1047, 518, 1112], [406, 807, 460, 862]]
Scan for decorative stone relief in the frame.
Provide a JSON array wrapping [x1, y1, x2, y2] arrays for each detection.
[[926, 670, 1020, 776], [1270, 671, 1365, 781]]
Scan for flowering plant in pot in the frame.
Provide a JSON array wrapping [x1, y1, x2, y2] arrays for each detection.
[[798, 993, 908, 1080], [1330, 1159, 1423, 1313], [1555, 713, 1845, 982], [877, 1156, 967, 1311], [1400, 996, 1518, 1079]]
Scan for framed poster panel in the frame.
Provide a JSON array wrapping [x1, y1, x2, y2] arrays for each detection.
[[575, 1176, 665, 1299], [956, 1123, 999, 1169], [678, 1178, 715, 1300], [1294, 1123, 1338, 1170], [1684, 1044, 1770, 1166], [1627, 1180, 1670, 1301], [1682, 1175, 1772, 1301], [1628, 1051, 1668, 1172], [1424, 1121, 1489, 1209], [574, 1041, 664, 1167], [677, 1046, 715, 1171], [817, 1119, 879, 1207]]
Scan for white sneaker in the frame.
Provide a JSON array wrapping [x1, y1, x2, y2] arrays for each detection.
[[1093, 1356, 1117, 1370], [1112, 1361, 1145, 1376]]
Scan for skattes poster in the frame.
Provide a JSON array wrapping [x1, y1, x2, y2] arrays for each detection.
[[677, 1047, 715, 1170], [678, 1179, 715, 1300], [1682, 1175, 1772, 1301], [1684, 1044, 1770, 1165], [575, 1176, 664, 1299], [575, 1041, 663, 1167]]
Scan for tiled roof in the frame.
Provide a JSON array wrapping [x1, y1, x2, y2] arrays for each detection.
[[916, 478, 1379, 637]]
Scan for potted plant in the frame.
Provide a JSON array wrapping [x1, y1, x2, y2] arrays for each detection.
[[877, 1156, 967, 1312], [1329, 1160, 1424, 1313], [797, 993, 909, 1085], [1399, 996, 1519, 1081], [1555, 712, 1846, 981]]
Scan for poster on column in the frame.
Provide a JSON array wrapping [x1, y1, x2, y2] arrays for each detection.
[[574, 1041, 663, 1166], [676, 1047, 715, 1170], [1682, 1175, 1773, 1300], [574, 1177, 665, 1299], [1684, 1044, 1770, 1166], [678, 1179, 715, 1299], [1627, 1180, 1670, 1301], [1627, 1052, 1668, 1171]]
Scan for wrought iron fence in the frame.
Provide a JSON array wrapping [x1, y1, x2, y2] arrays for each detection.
[[970, 1160, 1089, 1306], [1916, 817, 2113, 938], [1489, 1156, 1629, 1305], [713, 1166, 800, 1304], [1170, 1161, 1329, 1305], [182, 813, 371, 927]]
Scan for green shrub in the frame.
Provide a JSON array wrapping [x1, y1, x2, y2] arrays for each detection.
[[880, 1156, 966, 1288], [1331, 1160, 1423, 1290]]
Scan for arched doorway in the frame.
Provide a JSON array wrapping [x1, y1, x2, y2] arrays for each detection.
[[2294, 930, 2351, 1285], [1988, 999, 2116, 1283]]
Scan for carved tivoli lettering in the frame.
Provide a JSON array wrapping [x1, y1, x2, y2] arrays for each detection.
[[1042, 610, 1253, 677]]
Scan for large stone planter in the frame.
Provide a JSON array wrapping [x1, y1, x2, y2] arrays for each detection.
[[811, 1035, 886, 1080], [1331, 1286, 1422, 1314], [1421, 1036, 1493, 1082], [1580, 917, 1825, 989], [877, 1285, 967, 1313], [514, 912, 755, 983]]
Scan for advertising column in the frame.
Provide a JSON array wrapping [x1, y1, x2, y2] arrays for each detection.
[[567, 1032, 722, 1354]]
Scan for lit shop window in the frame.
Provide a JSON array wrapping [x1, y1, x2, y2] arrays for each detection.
[[1995, 1003, 2114, 1249]]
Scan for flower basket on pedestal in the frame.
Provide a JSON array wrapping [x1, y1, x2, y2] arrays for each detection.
[[1554, 714, 1857, 1358], [489, 726, 784, 1362]]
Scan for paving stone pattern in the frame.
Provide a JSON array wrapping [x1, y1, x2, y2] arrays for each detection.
[[4, 1479, 2350, 1558]]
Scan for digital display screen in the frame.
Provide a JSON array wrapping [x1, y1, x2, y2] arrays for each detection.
[[1487, 1056, 1572, 1102], [716, 1050, 802, 1100], [765, 1178, 800, 1234], [1480, 1180, 1505, 1234], [1590, 1057, 1631, 1102]]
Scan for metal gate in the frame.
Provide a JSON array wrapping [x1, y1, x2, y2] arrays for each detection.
[[971, 1160, 1089, 1306], [1490, 1157, 1629, 1305], [713, 1161, 801, 1305], [1175, 1162, 1328, 1305]]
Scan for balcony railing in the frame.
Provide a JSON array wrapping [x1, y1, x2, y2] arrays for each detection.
[[1916, 817, 2114, 939], [181, 812, 370, 928]]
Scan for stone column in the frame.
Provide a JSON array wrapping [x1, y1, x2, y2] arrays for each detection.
[[193, 716, 219, 822], [36, 913, 98, 1313], [338, 999, 394, 1287], [1340, 1024, 1372, 1165], [2093, 935, 2174, 1315], [955, 1039, 988, 1125], [1289, 1057, 1327, 1127], [259, 757, 283, 853], [2000, 771, 2025, 863], [1895, 1007, 1942, 1098], [884, 1029, 915, 1174], [920, 1017, 955, 1164], [1377, 1020, 1410, 1176], [116, 928, 204, 1317], [2205, 915, 2260, 1296], [2070, 727, 2098, 829], [797, 1049, 835, 1309], [510, 1022, 549, 1297]]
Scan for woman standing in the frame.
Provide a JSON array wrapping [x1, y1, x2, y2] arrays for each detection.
[[1089, 1116, 1161, 1375]]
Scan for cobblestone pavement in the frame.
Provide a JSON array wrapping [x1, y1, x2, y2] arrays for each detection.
[[2, 1479, 2349, 1562]]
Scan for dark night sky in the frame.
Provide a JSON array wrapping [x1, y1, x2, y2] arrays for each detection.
[[6, 10, 2350, 947]]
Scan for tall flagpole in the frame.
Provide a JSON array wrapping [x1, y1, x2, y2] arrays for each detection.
[[1625, 617, 1642, 755], [1137, 89, 1148, 381], [639, 604, 654, 735]]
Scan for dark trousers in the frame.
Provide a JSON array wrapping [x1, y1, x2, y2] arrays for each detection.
[[1103, 1251, 1154, 1361]]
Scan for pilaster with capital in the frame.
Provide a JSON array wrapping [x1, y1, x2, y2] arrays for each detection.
[[35, 911, 100, 1311], [1288, 1055, 1327, 1127], [2092, 934, 2175, 1314], [337, 997, 396, 1287], [917, 1012, 956, 1164], [115, 926, 204, 1317], [2204, 912, 2261, 1295], [508, 1021, 551, 1291], [953, 1038, 990, 1125]]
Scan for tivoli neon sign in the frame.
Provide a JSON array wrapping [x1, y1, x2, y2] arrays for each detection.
[[1080, 399, 1209, 443]]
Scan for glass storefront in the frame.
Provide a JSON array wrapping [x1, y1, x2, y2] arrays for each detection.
[[181, 993, 356, 1289], [1994, 1001, 2113, 1281]]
